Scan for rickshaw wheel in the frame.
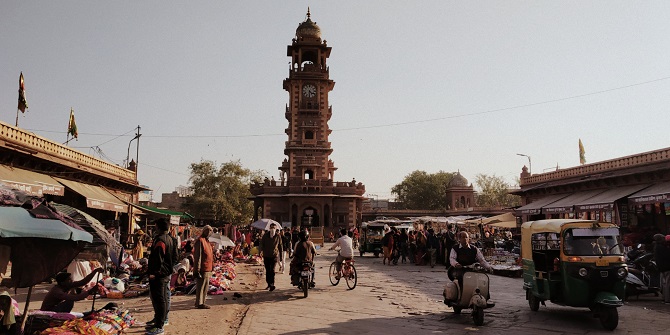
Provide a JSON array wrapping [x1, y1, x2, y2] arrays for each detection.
[[452, 306, 462, 314], [472, 307, 484, 326], [528, 291, 540, 311], [599, 307, 618, 331]]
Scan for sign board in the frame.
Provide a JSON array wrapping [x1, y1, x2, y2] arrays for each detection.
[[169, 215, 180, 225]]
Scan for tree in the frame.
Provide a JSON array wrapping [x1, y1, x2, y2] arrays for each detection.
[[474, 173, 521, 207], [392, 170, 454, 210], [184, 160, 265, 224]]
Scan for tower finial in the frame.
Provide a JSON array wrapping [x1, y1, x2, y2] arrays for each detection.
[[307, 7, 311, 19]]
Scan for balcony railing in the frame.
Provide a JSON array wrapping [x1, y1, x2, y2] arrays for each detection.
[[521, 147, 670, 186]]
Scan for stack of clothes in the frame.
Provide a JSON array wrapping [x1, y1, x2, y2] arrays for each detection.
[[39, 309, 135, 335]]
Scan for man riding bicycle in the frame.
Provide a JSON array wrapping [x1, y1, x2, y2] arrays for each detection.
[[329, 228, 354, 278]]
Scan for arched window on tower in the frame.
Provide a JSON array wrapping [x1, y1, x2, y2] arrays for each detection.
[[304, 170, 314, 180]]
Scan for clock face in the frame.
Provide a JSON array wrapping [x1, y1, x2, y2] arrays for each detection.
[[302, 84, 316, 98]]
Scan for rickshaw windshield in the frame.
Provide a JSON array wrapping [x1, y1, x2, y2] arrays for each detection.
[[367, 228, 384, 237], [563, 227, 623, 256]]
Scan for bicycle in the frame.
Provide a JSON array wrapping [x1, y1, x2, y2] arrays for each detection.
[[329, 254, 357, 290]]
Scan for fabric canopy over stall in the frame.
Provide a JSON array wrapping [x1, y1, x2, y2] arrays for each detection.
[[54, 178, 128, 213], [50, 202, 123, 263], [130, 203, 194, 219], [628, 182, 670, 205], [464, 212, 517, 225], [0, 202, 92, 288], [515, 193, 571, 215], [0, 165, 64, 196], [542, 190, 606, 214], [575, 184, 650, 211]]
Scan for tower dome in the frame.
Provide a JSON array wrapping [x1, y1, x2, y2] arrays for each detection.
[[448, 171, 469, 188], [296, 8, 321, 39]]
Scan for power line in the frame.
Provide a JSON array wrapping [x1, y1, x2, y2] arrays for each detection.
[[25, 74, 670, 138]]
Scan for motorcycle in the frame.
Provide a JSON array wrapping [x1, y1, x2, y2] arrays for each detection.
[[297, 262, 315, 298], [443, 263, 495, 326], [625, 247, 660, 298]]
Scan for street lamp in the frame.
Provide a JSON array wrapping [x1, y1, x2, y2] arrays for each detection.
[[126, 126, 142, 170], [517, 153, 531, 174]]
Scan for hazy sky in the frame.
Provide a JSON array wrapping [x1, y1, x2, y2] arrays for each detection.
[[2, 1, 670, 202]]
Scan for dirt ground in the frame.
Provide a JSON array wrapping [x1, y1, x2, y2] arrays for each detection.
[[5, 262, 264, 335]]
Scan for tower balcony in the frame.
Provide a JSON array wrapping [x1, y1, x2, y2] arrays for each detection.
[[250, 177, 365, 197], [284, 140, 332, 149]]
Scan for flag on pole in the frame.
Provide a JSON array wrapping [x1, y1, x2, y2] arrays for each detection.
[[18, 72, 28, 113], [579, 139, 586, 165], [68, 108, 78, 139]]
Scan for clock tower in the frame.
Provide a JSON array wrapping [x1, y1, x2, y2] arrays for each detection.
[[250, 10, 365, 230]]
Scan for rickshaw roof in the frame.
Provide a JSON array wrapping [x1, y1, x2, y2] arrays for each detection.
[[521, 219, 604, 234], [363, 222, 389, 228]]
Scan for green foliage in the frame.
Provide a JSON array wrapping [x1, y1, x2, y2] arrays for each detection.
[[391, 170, 454, 210], [474, 173, 521, 207], [184, 160, 266, 224]]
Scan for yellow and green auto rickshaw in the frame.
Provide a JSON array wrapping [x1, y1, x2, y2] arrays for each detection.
[[359, 222, 387, 257], [522, 219, 626, 331]]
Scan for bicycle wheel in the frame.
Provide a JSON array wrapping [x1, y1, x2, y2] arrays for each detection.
[[329, 262, 340, 286], [345, 264, 357, 290]]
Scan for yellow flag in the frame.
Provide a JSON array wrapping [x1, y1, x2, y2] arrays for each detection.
[[579, 139, 585, 165], [68, 108, 78, 139]]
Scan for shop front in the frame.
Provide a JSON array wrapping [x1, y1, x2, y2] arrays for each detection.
[[513, 147, 670, 246]]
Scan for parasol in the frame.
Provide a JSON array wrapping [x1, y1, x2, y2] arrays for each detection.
[[251, 218, 281, 231]]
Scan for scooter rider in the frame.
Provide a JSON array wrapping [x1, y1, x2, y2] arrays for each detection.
[[450, 231, 493, 292], [290, 230, 317, 287], [329, 228, 354, 277]]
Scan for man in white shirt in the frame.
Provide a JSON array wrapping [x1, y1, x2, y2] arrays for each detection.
[[329, 228, 354, 276]]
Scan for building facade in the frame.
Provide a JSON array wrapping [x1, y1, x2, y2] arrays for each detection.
[[445, 171, 475, 210], [0, 120, 145, 240], [513, 147, 670, 240], [249, 11, 365, 228]]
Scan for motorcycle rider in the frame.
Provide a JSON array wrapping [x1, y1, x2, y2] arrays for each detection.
[[290, 230, 317, 287], [449, 231, 493, 293], [329, 228, 354, 277]]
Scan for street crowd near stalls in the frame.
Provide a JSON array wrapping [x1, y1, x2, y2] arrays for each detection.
[[359, 215, 522, 274], [0, 183, 250, 335]]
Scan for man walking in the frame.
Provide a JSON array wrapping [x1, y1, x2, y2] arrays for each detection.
[[260, 222, 283, 291], [193, 225, 214, 309], [145, 218, 176, 335]]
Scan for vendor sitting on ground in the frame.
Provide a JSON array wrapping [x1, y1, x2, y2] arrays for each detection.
[[40, 268, 104, 313]]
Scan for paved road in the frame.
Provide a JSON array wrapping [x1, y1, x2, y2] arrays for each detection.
[[238, 243, 670, 335]]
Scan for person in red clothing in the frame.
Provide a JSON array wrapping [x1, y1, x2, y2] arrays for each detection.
[[382, 228, 395, 265], [193, 225, 214, 309]]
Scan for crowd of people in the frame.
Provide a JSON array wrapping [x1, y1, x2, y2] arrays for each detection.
[[377, 224, 516, 268]]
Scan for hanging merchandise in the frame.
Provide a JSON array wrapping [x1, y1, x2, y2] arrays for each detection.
[[664, 203, 670, 216]]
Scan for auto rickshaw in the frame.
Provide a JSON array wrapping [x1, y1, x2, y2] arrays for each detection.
[[522, 219, 626, 330], [359, 222, 387, 257]]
